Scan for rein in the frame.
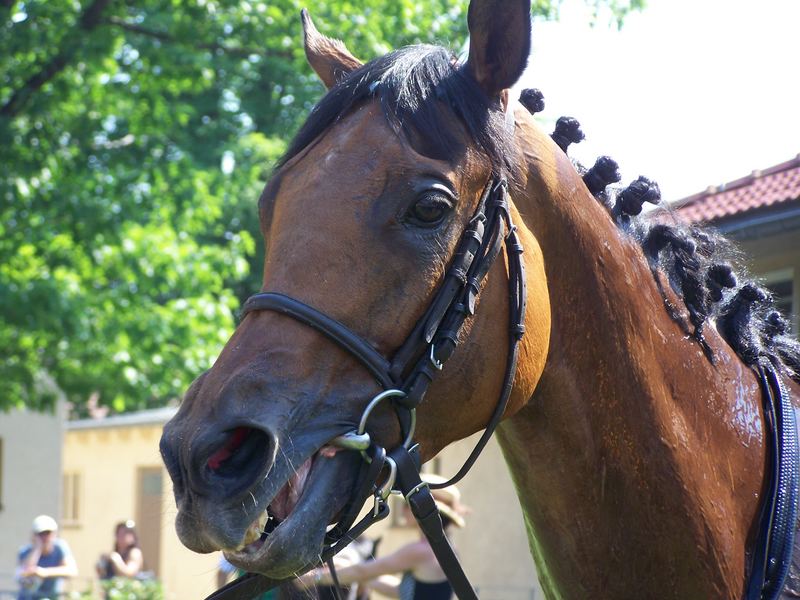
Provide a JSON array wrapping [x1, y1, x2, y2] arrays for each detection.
[[206, 177, 526, 600]]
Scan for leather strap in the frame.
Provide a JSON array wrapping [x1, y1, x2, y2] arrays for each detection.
[[242, 292, 394, 389], [204, 572, 284, 600], [390, 446, 478, 600]]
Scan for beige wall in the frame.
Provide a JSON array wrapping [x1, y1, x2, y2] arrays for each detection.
[[0, 404, 64, 592], [62, 421, 220, 599]]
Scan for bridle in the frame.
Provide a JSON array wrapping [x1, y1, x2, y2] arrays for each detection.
[[206, 175, 526, 600]]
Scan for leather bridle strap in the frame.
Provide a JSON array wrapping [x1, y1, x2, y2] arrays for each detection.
[[205, 572, 281, 600], [241, 293, 394, 389], [390, 445, 479, 600]]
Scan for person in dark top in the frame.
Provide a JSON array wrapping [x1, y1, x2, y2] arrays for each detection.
[[16, 515, 78, 600], [296, 474, 468, 600], [96, 520, 144, 580]]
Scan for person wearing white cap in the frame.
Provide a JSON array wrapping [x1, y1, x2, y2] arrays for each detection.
[[16, 515, 78, 599], [296, 474, 469, 599]]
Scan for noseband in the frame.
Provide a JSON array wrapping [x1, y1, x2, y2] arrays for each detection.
[[207, 177, 526, 600]]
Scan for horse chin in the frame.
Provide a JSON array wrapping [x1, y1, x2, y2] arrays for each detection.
[[225, 448, 361, 579]]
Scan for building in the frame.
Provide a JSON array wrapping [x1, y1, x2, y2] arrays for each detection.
[[0, 404, 65, 595], [672, 155, 800, 331], [62, 407, 220, 599]]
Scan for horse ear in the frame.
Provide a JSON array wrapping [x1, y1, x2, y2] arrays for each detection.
[[465, 0, 532, 99], [301, 9, 363, 89]]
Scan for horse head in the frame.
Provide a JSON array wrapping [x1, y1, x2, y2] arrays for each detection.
[[160, 0, 552, 579]]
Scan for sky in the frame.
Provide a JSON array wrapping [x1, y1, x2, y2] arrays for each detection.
[[518, 0, 800, 201]]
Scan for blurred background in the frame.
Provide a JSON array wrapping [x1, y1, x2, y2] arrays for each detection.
[[1, 0, 797, 598]]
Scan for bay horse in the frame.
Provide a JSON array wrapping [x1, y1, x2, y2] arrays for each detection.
[[159, 1, 800, 598]]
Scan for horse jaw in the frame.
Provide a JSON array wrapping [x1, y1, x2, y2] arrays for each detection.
[[171, 431, 362, 579]]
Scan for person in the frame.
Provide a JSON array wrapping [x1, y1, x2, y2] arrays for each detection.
[[296, 474, 468, 599], [16, 514, 78, 600], [96, 520, 144, 580]]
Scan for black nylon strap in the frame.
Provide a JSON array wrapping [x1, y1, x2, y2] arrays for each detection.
[[326, 557, 345, 600], [324, 444, 386, 545]]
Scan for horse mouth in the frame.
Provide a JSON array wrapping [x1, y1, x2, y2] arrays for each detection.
[[231, 451, 315, 553], [224, 444, 357, 578]]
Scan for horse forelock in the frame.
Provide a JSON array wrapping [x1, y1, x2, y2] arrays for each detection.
[[278, 44, 514, 175]]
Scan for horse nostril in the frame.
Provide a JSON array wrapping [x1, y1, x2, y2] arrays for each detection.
[[206, 427, 254, 474], [195, 426, 275, 497]]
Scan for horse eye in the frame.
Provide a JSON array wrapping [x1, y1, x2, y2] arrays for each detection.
[[406, 193, 452, 227]]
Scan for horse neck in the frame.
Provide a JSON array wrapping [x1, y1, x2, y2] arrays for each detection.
[[496, 117, 764, 598]]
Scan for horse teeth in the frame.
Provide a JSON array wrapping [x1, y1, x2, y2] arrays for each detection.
[[241, 522, 261, 546]]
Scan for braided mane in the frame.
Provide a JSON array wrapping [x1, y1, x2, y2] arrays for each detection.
[[529, 93, 800, 384]]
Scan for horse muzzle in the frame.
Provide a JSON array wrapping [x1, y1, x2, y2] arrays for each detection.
[[161, 404, 365, 575]]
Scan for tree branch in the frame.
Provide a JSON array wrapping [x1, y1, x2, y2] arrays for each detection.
[[101, 16, 292, 60], [0, 0, 113, 117]]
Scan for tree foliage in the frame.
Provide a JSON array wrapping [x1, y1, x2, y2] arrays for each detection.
[[0, 0, 642, 414]]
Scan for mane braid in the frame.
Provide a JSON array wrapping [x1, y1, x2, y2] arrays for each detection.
[[557, 133, 800, 382], [632, 208, 800, 383], [278, 45, 513, 174]]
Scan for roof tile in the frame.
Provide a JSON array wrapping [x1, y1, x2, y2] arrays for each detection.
[[674, 156, 800, 223]]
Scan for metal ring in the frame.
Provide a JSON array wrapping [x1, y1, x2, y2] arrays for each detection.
[[376, 456, 397, 501], [357, 389, 415, 449]]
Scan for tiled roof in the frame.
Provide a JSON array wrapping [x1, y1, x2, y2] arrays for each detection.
[[673, 155, 800, 224]]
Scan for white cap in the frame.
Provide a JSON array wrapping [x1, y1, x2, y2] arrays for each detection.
[[31, 515, 58, 534]]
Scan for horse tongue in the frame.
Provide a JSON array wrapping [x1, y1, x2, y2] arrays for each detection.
[[269, 456, 313, 521]]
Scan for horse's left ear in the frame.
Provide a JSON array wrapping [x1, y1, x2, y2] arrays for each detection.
[[465, 0, 531, 100], [301, 9, 363, 89]]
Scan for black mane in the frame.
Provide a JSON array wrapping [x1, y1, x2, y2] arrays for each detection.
[[565, 146, 800, 384], [618, 188, 800, 383], [278, 45, 512, 173]]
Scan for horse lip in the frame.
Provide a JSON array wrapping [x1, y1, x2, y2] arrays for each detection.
[[225, 449, 361, 578]]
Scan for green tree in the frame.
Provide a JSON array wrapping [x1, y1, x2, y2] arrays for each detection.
[[0, 0, 643, 413]]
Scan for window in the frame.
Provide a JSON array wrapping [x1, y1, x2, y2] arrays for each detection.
[[62, 472, 81, 525], [762, 269, 796, 332]]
